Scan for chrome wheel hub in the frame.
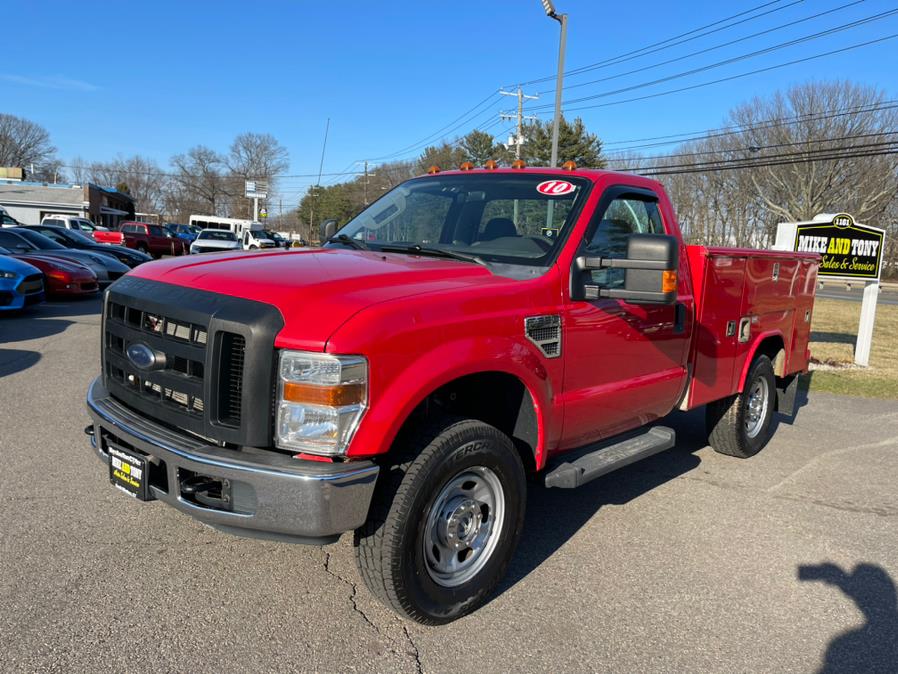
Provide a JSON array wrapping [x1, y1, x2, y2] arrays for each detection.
[[744, 377, 769, 439], [423, 466, 505, 588]]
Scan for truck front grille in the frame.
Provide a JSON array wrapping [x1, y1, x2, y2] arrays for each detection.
[[101, 276, 283, 448], [217, 332, 245, 426], [105, 301, 209, 424]]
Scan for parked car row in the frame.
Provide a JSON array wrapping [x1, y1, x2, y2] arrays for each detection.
[[0, 224, 157, 312]]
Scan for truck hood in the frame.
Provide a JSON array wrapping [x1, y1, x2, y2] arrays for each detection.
[[130, 248, 507, 350]]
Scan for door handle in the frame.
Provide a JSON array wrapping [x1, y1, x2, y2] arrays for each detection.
[[674, 303, 686, 333]]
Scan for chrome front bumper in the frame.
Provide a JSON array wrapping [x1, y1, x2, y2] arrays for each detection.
[[86, 377, 379, 544]]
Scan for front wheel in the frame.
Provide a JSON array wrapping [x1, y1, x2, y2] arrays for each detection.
[[706, 354, 776, 458], [355, 418, 526, 624]]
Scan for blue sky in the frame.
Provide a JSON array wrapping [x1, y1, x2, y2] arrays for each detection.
[[4, 0, 897, 204]]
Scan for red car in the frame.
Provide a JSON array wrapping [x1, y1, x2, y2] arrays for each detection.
[[0, 246, 99, 297], [118, 221, 187, 258]]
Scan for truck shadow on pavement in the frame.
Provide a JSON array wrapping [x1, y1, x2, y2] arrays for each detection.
[[497, 408, 710, 596], [0, 348, 41, 377], [798, 562, 898, 673]]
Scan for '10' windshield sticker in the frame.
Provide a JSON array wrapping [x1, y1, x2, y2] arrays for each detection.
[[536, 179, 576, 196]]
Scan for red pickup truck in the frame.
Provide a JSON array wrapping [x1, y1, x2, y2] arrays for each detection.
[[118, 221, 187, 258], [86, 166, 818, 624]]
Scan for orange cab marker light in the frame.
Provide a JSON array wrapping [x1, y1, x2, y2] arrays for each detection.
[[282, 381, 364, 406], [662, 270, 677, 294], [427, 165, 441, 174], [511, 159, 526, 169], [562, 160, 577, 171], [459, 162, 475, 171], [483, 159, 498, 170]]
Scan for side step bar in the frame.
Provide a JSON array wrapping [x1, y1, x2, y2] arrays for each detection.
[[544, 426, 676, 489]]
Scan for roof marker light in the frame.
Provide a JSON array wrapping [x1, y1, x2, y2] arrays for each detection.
[[483, 159, 498, 170], [427, 165, 441, 174], [562, 160, 577, 171], [459, 162, 475, 171], [511, 159, 526, 169]]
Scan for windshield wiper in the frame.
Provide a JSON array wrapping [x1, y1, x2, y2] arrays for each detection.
[[379, 244, 487, 267], [326, 233, 368, 250]]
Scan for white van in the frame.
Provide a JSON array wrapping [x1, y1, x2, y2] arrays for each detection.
[[188, 215, 276, 250]]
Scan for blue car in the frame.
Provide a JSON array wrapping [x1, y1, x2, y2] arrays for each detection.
[[0, 255, 45, 311], [165, 223, 200, 243]]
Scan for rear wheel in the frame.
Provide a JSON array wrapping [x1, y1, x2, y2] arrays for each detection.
[[136, 243, 148, 255], [355, 417, 526, 624], [706, 354, 776, 458]]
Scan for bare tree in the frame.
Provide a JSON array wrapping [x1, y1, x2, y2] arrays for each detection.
[[79, 155, 167, 215], [170, 146, 231, 216], [733, 81, 898, 223], [226, 132, 289, 218], [0, 114, 61, 181]]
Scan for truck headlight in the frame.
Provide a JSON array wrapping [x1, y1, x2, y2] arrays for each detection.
[[275, 350, 367, 456]]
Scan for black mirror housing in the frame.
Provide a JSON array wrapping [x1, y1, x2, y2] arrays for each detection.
[[574, 233, 679, 304]]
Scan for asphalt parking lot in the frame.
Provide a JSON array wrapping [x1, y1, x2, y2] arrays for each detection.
[[2, 298, 897, 673]]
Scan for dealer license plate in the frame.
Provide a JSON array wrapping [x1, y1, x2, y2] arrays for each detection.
[[108, 445, 153, 501]]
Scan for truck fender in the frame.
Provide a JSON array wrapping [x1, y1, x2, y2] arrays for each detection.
[[737, 330, 786, 392], [349, 337, 555, 468]]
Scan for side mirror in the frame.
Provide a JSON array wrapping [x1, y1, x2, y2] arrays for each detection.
[[320, 219, 338, 242], [574, 233, 678, 304]]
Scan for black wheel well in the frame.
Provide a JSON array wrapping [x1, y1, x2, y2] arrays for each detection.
[[754, 335, 786, 377], [397, 372, 539, 472]]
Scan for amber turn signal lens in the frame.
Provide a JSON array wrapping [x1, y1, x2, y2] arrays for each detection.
[[483, 159, 498, 169], [511, 159, 526, 169], [459, 162, 474, 171], [561, 160, 577, 170], [282, 381, 365, 406], [427, 165, 441, 174], [662, 270, 677, 294]]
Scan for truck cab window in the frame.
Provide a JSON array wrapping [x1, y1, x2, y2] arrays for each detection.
[[585, 197, 664, 288]]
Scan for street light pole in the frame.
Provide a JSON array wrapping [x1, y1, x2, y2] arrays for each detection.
[[542, 0, 567, 167]]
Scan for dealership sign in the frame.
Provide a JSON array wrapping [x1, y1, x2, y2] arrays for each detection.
[[775, 213, 884, 281]]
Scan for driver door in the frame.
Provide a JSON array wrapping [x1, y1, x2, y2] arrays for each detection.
[[561, 190, 689, 448]]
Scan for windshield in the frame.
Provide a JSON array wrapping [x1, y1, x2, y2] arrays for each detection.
[[333, 174, 590, 266], [10, 229, 66, 250], [1, 213, 18, 226], [199, 231, 236, 241], [76, 219, 98, 231], [59, 228, 96, 245]]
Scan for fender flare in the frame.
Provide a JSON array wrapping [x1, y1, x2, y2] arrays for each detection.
[[737, 330, 786, 392], [348, 336, 555, 468]]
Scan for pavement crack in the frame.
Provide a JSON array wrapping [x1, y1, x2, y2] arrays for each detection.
[[403, 625, 424, 674], [766, 435, 898, 493], [323, 551, 381, 634]]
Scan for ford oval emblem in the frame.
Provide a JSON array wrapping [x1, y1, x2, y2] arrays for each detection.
[[126, 343, 160, 370]]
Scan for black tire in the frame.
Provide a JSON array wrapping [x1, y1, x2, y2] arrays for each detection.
[[250, 245, 259, 250], [136, 243, 148, 255], [354, 417, 526, 625], [706, 354, 776, 458]]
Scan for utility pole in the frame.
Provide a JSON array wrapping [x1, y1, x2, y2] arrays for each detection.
[[500, 87, 538, 225], [499, 87, 539, 159]]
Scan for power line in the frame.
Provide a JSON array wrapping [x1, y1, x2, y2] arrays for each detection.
[[363, 90, 502, 161], [643, 147, 898, 176], [531, 9, 898, 108], [619, 140, 898, 176], [608, 130, 898, 164], [559, 33, 898, 113], [509, 0, 802, 87], [602, 100, 898, 149], [541, 0, 866, 95]]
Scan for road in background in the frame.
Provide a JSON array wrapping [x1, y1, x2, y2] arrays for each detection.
[[817, 284, 898, 305], [2, 299, 897, 672]]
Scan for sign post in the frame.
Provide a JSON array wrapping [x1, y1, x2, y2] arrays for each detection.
[[245, 180, 268, 222], [774, 213, 886, 367]]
